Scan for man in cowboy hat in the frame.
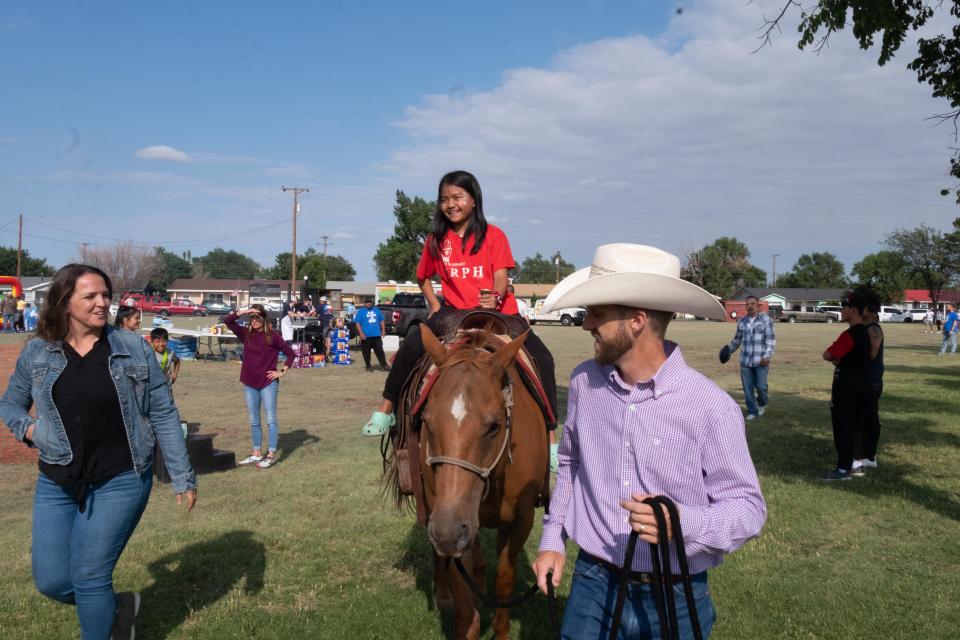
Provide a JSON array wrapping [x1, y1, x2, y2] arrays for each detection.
[[532, 244, 766, 639]]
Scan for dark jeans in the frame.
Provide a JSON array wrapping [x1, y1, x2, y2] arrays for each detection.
[[382, 308, 558, 427], [831, 380, 865, 471], [361, 336, 389, 368], [859, 386, 882, 461]]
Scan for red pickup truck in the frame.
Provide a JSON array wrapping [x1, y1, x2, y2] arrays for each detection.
[[119, 292, 205, 317]]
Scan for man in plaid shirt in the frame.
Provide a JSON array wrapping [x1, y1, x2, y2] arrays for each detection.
[[721, 295, 776, 420]]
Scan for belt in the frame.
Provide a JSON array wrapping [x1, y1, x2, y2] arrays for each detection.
[[581, 551, 691, 585]]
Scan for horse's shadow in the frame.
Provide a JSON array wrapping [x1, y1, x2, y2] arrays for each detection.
[[136, 530, 266, 639], [394, 523, 567, 639]]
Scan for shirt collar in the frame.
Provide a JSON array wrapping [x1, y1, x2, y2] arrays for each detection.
[[605, 340, 685, 397]]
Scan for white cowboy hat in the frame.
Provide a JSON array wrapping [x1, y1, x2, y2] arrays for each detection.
[[541, 243, 725, 320]]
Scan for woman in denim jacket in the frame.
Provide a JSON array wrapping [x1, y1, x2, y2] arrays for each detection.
[[0, 264, 197, 640]]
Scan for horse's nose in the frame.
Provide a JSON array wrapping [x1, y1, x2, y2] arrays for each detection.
[[428, 519, 473, 557]]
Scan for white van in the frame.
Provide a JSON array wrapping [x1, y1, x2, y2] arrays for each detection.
[[878, 306, 906, 323]]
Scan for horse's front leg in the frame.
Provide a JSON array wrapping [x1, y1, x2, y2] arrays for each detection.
[[446, 543, 481, 640], [492, 510, 535, 640]]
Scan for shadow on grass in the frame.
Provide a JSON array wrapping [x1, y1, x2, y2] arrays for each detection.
[[394, 523, 566, 639], [137, 530, 266, 640], [749, 389, 960, 523], [277, 428, 321, 458]]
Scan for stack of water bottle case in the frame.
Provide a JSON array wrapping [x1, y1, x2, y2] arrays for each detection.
[[329, 319, 352, 366]]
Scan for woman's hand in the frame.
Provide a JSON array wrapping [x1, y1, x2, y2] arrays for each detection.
[[239, 307, 257, 316], [176, 488, 198, 511], [478, 289, 498, 309], [25, 423, 35, 442], [427, 300, 442, 318], [266, 369, 285, 380]]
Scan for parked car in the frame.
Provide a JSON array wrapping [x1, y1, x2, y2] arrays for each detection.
[[780, 305, 834, 323], [201, 299, 234, 315], [818, 305, 842, 321], [904, 308, 928, 323], [378, 292, 434, 336], [118, 292, 205, 317], [878, 306, 906, 323], [527, 305, 587, 326]]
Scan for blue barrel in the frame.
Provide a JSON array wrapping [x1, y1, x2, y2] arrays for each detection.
[[169, 336, 198, 360]]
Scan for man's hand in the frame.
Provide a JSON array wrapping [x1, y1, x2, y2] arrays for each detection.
[[532, 550, 565, 595], [759, 357, 770, 366], [176, 488, 198, 511], [620, 494, 673, 544]]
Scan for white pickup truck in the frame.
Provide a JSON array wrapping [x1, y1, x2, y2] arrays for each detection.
[[527, 305, 586, 326]]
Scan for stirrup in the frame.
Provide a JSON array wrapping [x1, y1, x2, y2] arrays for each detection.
[[362, 411, 396, 437]]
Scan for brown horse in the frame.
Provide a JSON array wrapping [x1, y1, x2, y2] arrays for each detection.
[[417, 323, 548, 640]]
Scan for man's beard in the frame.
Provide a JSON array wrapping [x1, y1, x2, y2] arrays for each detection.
[[592, 323, 633, 365]]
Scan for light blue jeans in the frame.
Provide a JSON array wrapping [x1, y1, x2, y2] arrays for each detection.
[[940, 332, 957, 354], [740, 365, 769, 416], [561, 553, 716, 639], [32, 469, 153, 640], [244, 380, 280, 452]]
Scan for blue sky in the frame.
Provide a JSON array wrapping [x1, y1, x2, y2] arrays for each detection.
[[2, 0, 958, 282]]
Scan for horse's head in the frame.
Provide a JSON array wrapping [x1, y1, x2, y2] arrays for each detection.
[[419, 323, 528, 557]]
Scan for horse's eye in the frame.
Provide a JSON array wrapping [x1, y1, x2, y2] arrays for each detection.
[[485, 420, 500, 436]]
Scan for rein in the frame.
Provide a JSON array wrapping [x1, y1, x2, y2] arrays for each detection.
[[608, 495, 704, 640], [423, 370, 514, 500]]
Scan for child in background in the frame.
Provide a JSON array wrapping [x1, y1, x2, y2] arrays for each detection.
[[150, 328, 180, 392]]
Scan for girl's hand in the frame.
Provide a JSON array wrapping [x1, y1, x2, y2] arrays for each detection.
[[478, 290, 497, 309], [266, 369, 285, 380], [428, 301, 442, 318]]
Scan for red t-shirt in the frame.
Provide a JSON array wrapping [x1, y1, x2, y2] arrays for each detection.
[[416, 225, 518, 315], [827, 332, 854, 360]]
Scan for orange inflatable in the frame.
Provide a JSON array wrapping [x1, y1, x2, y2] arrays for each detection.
[[0, 276, 23, 297]]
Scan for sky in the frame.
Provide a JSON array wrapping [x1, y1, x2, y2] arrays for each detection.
[[1, 0, 958, 283]]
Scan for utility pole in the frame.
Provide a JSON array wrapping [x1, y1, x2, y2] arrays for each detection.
[[16, 214, 22, 280], [554, 251, 561, 284], [771, 254, 779, 286], [282, 186, 309, 287], [320, 235, 332, 288]]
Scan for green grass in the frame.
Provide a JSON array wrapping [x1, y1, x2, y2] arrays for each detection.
[[1, 322, 958, 638]]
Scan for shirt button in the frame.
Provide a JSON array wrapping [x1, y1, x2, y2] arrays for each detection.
[[623, 480, 629, 486], [624, 441, 631, 449], [629, 404, 636, 411]]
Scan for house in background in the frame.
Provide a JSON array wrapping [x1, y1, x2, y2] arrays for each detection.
[[899, 289, 960, 313], [731, 288, 846, 311]]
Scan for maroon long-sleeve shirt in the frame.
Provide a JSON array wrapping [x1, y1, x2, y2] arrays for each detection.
[[224, 313, 297, 389]]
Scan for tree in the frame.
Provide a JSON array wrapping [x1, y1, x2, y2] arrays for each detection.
[[151, 247, 193, 290], [852, 250, 921, 303], [774, 252, 848, 288], [300, 253, 356, 287], [373, 191, 434, 281], [681, 237, 766, 299], [884, 223, 958, 308], [0, 246, 55, 277], [760, 1, 960, 200], [192, 248, 261, 280], [77, 242, 157, 296], [512, 252, 576, 284]]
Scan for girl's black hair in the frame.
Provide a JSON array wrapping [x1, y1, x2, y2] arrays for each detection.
[[428, 170, 488, 259], [114, 305, 140, 329]]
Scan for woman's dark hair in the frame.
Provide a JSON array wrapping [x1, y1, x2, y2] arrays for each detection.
[[36, 264, 113, 342], [245, 303, 274, 346], [428, 170, 488, 259], [114, 305, 140, 329]]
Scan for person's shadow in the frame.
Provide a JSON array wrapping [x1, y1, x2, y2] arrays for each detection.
[[137, 530, 266, 639], [277, 428, 321, 459]]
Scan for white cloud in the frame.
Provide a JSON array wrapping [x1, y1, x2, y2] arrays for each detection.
[[333, 232, 355, 239], [385, 0, 960, 273], [134, 145, 191, 162], [487, 215, 509, 223]]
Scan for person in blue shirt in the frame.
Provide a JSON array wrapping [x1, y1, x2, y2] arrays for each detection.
[[939, 303, 958, 355], [355, 299, 390, 372]]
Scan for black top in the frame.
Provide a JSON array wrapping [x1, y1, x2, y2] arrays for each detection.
[[866, 321, 884, 389], [833, 324, 871, 393], [40, 335, 133, 510]]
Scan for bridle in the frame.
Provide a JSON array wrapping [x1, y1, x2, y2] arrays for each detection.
[[423, 367, 514, 500]]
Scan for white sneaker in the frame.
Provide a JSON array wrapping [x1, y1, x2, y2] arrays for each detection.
[[757, 406, 766, 416], [238, 453, 263, 465], [257, 454, 278, 469], [861, 458, 878, 468], [746, 414, 757, 421]]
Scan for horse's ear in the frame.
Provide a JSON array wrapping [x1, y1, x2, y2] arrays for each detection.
[[492, 330, 529, 371], [420, 323, 447, 366]]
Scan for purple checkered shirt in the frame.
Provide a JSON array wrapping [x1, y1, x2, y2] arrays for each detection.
[[539, 341, 766, 575]]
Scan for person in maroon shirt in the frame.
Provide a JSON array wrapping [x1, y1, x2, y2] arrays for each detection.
[[224, 304, 297, 469], [361, 170, 559, 467]]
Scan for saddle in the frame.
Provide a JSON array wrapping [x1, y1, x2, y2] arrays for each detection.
[[387, 312, 553, 526]]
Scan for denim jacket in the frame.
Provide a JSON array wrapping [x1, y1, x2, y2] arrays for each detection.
[[0, 326, 197, 494]]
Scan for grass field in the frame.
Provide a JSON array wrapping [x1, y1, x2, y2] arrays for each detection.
[[0, 320, 958, 639]]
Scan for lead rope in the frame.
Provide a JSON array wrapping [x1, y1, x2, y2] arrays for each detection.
[[607, 496, 703, 640]]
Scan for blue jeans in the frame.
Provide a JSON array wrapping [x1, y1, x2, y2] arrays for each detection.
[[244, 380, 280, 452], [32, 469, 153, 640], [739, 365, 768, 416], [940, 332, 957, 354], [561, 553, 716, 639]]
